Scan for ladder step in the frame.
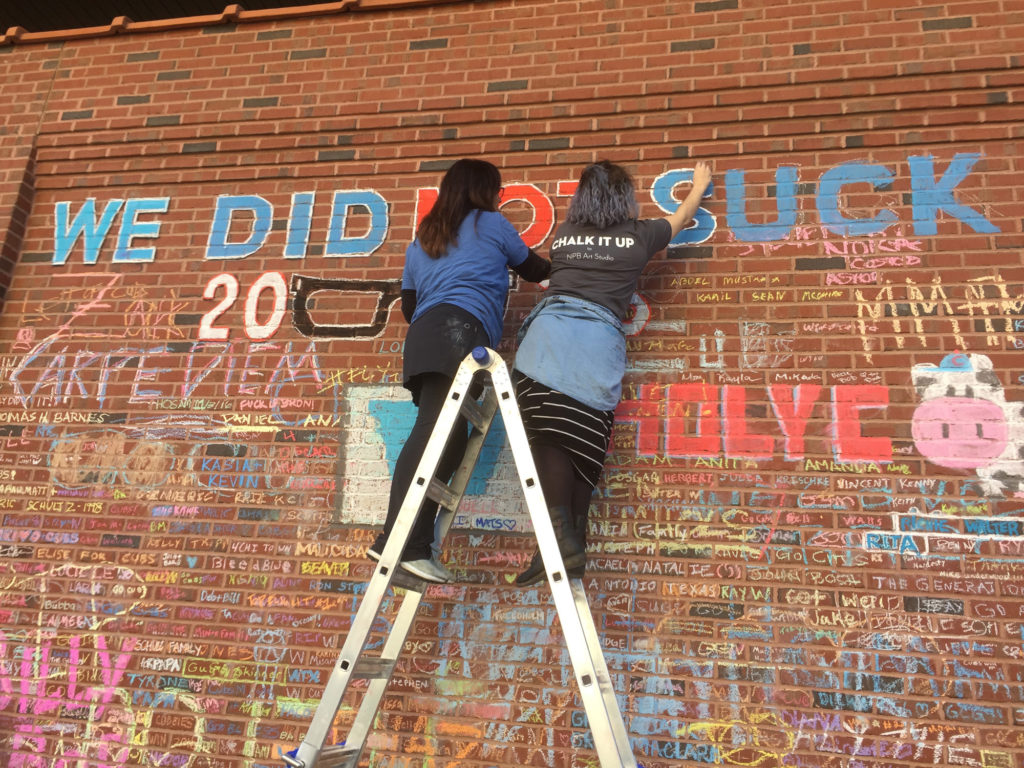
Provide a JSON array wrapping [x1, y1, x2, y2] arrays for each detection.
[[352, 656, 398, 680], [388, 567, 431, 592], [426, 477, 459, 510], [458, 394, 491, 431], [316, 744, 358, 768]]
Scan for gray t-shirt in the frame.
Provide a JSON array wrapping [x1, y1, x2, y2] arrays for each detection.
[[547, 218, 672, 320]]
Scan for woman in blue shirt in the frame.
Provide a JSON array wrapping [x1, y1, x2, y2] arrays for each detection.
[[369, 158, 550, 583], [512, 159, 712, 585]]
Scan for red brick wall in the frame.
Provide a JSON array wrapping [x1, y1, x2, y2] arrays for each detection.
[[1, 1, 1023, 766], [0, 44, 60, 302]]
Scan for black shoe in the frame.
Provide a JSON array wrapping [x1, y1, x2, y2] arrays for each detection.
[[367, 534, 386, 562], [515, 551, 545, 586], [514, 550, 586, 586]]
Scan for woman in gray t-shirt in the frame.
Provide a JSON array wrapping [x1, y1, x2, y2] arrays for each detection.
[[511, 159, 712, 586]]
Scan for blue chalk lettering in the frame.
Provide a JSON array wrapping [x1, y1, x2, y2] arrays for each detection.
[[843, 671, 904, 694], [779, 710, 842, 731], [202, 473, 259, 489], [975, 682, 1017, 701], [908, 153, 999, 236], [132, 690, 179, 708], [964, 517, 1021, 536], [680, 742, 720, 763], [325, 189, 388, 256], [723, 624, 773, 640], [630, 716, 680, 737], [942, 701, 1006, 724], [286, 668, 322, 684], [635, 740, 719, 762], [791, 668, 840, 688], [53, 198, 124, 265], [839, 651, 873, 671], [817, 163, 897, 237], [285, 191, 315, 258], [651, 170, 716, 246], [899, 515, 956, 533], [113, 197, 169, 262], [634, 696, 692, 720], [865, 532, 921, 554], [205, 194, 273, 259], [812, 690, 873, 712], [725, 166, 798, 241], [129, 603, 170, 618], [874, 695, 932, 718], [946, 658, 1001, 680]]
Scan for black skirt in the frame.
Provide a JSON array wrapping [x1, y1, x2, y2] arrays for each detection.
[[512, 371, 615, 489], [403, 303, 489, 403]]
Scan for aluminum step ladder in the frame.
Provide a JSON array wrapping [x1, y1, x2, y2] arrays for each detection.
[[283, 347, 637, 768]]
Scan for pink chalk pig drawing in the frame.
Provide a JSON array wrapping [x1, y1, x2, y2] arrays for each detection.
[[911, 352, 1024, 496]]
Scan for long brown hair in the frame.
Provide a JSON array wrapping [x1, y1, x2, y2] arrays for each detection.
[[417, 159, 502, 258]]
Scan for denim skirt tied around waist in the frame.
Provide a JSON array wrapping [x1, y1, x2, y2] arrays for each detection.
[[512, 293, 625, 412]]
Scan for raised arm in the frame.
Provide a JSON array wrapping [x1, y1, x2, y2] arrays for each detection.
[[663, 161, 712, 238]]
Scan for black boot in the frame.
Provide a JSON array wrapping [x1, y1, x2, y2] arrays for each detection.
[[514, 550, 545, 586], [515, 506, 586, 586], [552, 504, 586, 569]]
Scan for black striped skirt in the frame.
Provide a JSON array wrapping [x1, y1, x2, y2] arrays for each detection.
[[512, 371, 615, 488]]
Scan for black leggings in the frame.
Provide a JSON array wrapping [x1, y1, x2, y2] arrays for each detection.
[[380, 373, 470, 560], [530, 441, 595, 543]]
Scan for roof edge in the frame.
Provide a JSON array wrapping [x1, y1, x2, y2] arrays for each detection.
[[1, 0, 451, 46]]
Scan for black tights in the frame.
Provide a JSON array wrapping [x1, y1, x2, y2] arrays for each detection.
[[379, 373, 470, 560], [530, 442, 594, 544]]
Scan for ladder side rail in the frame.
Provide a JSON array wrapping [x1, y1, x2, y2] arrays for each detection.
[[569, 579, 636, 765], [341, 592, 426, 766], [345, 355, 493, 762], [290, 563, 411, 765], [484, 353, 637, 768], [290, 358, 484, 766], [385, 355, 484, 564]]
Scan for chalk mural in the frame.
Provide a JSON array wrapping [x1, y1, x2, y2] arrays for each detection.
[[1, 144, 1022, 768]]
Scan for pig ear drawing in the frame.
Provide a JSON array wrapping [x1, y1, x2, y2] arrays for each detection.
[[290, 275, 401, 339], [910, 368, 935, 393]]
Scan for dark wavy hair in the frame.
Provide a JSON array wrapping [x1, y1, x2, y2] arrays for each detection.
[[417, 158, 502, 259], [565, 160, 639, 229]]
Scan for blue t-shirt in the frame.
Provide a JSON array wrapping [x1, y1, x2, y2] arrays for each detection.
[[402, 210, 529, 346]]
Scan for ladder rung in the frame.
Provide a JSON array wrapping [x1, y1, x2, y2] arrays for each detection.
[[388, 568, 430, 592], [426, 477, 459, 509], [458, 394, 491, 431], [352, 656, 398, 680], [316, 744, 358, 768]]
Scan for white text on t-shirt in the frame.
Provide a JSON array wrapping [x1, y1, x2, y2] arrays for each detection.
[[551, 234, 636, 249]]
